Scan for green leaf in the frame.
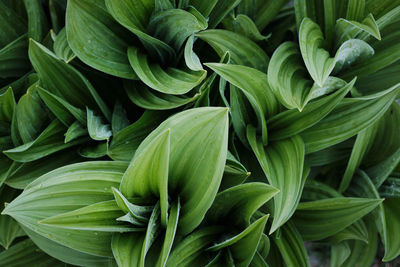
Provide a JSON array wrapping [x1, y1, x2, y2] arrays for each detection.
[[0, 87, 15, 122], [267, 41, 313, 110], [53, 27, 75, 63], [140, 203, 162, 266], [300, 85, 399, 153], [189, 0, 217, 17], [337, 13, 381, 42], [206, 183, 278, 228], [87, 108, 112, 141], [120, 129, 170, 227], [111, 102, 130, 135], [108, 111, 169, 161], [247, 127, 305, 234], [157, 199, 180, 267], [40, 200, 132, 232], [127, 46, 206, 95], [208, 215, 269, 267], [4, 120, 85, 162], [220, 151, 250, 191], [299, 18, 335, 87], [0, 34, 29, 79], [37, 86, 86, 126], [29, 39, 111, 121], [112, 232, 144, 267], [122, 107, 229, 235], [206, 63, 279, 145], [293, 197, 382, 241], [0, 239, 64, 267], [272, 221, 310, 267], [23, 0, 49, 41], [197, 30, 269, 72], [112, 187, 152, 223], [267, 78, 355, 141], [125, 80, 200, 110], [66, 0, 137, 79], [330, 242, 351, 267], [332, 39, 374, 74], [207, 0, 241, 29], [79, 142, 108, 159], [147, 8, 207, 52], [184, 35, 203, 71], [226, 14, 271, 42], [5, 149, 82, 189], [0, 1, 26, 48], [3, 161, 129, 257], [166, 226, 222, 267], [65, 121, 87, 143]]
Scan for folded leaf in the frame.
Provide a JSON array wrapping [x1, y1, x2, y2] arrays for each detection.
[[112, 232, 144, 267], [247, 126, 305, 234], [86, 108, 112, 141], [128, 46, 206, 95], [53, 27, 75, 63]]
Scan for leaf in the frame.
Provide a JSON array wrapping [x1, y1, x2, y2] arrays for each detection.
[[40, 200, 132, 232], [197, 30, 269, 72], [0, 1, 26, 48], [300, 85, 399, 153], [79, 142, 108, 159], [330, 242, 351, 267], [184, 35, 203, 71], [140, 203, 162, 266], [37, 86, 86, 126], [208, 215, 269, 267], [120, 129, 170, 227], [166, 227, 223, 266], [299, 18, 336, 87], [247, 127, 305, 234], [105, 0, 174, 64], [267, 42, 313, 110], [111, 103, 130, 135], [220, 151, 250, 191], [87, 108, 112, 141], [206, 183, 278, 227], [147, 7, 207, 52], [337, 13, 381, 42], [4, 120, 86, 162], [125, 80, 200, 110], [122, 107, 229, 235], [267, 78, 355, 141], [112, 232, 144, 267], [206, 63, 279, 145], [157, 199, 180, 267], [2, 161, 129, 257], [0, 239, 64, 267], [66, 0, 137, 79], [0, 34, 30, 79], [227, 14, 271, 42], [112, 187, 152, 223], [23, 0, 49, 41], [5, 149, 82, 189], [108, 111, 169, 161], [65, 121, 87, 143], [293, 197, 382, 241], [29, 39, 111, 120], [0, 87, 15, 122], [127, 46, 206, 95], [207, 0, 241, 29], [272, 221, 310, 267], [53, 27, 75, 63]]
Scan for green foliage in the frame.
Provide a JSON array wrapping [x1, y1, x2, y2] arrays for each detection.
[[1, 0, 400, 266]]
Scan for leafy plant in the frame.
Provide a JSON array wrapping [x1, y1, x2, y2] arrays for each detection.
[[1, 0, 400, 266]]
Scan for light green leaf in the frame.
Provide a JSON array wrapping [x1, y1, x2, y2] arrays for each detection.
[[128, 46, 206, 95], [206, 183, 278, 227], [112, 187, 152, 223], [330, 242, 351, 267], [247, 127, 305, 234], [66, 0, 137, 79], [267, 41, 313, 110], [120, 129, 170, 227], [111, 102, 130, 135], [207, 0, 241, 28], [197, 30, 269, 72], [206, 63, 279, 145], [332, 39, 374, 74], [112, 232, 144, 267], [293, 197, 382, 241], [220, 151, 250, 191], [125, 80, 200, 110], [123, 107, 229, 235], [268, 78, 355, 141], [87, 108, 112, 141], [140, 203, 161, 266], [40, 200, 132, 232], [65, 121, 87, 143], [184, 35, 203, 71], [337, 13, 381, 42], [2, 161, 129, 257], [227, 14, 271, 42]]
